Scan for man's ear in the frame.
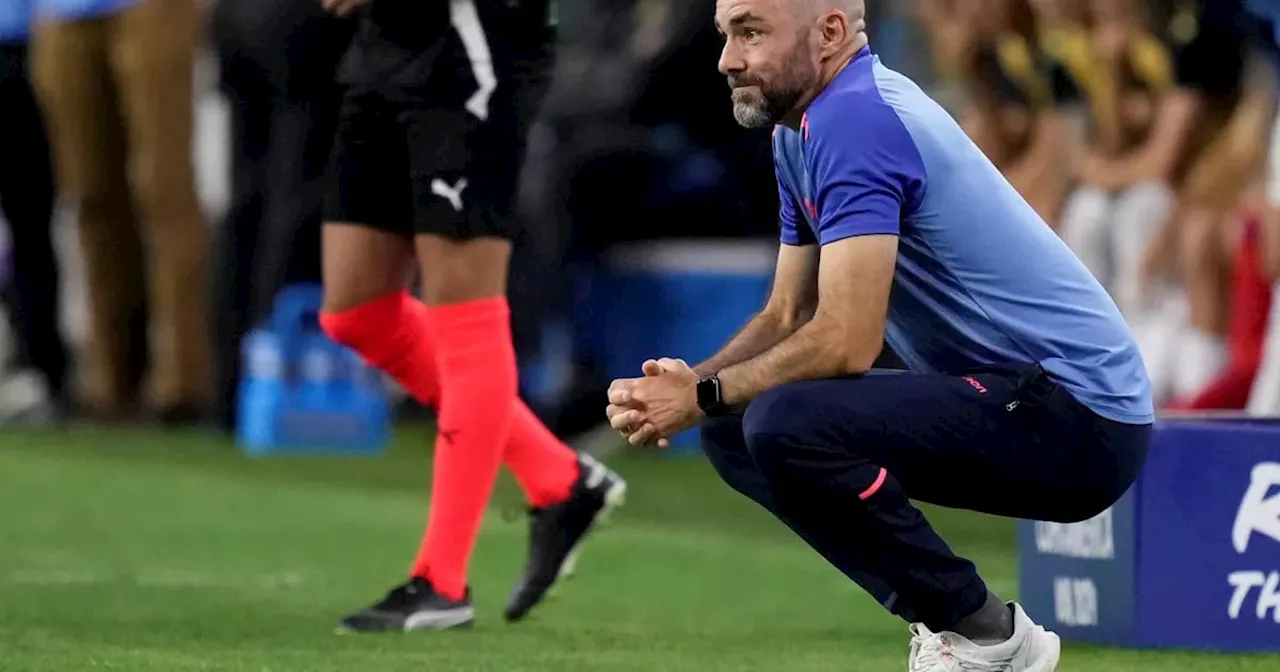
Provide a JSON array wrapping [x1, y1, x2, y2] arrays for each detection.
[[817, 11, 850, 57]]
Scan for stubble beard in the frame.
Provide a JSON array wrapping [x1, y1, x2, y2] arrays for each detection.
[[731, 87, 787, 128], [728, 48, 815, 129]]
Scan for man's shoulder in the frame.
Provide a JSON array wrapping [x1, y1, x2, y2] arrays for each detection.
[[804, 60, 920, 146], [809, 73, 889, 123], [802, 85, 921, 177], [804, 95, 902, 158]]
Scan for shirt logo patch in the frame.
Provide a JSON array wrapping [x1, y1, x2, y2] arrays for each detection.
[[802, 197, 819, 221]]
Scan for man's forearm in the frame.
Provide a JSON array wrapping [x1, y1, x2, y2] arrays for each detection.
[[716, 315, 879, 406], [693, 311, 807, 377]]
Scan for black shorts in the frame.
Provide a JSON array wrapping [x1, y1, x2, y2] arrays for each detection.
[[323, 6, 550, 240]]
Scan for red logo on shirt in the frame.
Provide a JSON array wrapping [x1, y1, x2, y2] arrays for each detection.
[[802, 198, 818, 221], [800, 113, 810, 141]]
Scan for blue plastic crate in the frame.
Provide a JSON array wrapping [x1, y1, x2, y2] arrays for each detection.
[[236, 284, 391, 456]]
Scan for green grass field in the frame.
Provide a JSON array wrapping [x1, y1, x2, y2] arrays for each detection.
[[1, 426, 1276, 671]]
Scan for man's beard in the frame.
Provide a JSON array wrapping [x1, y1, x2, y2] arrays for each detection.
[[730, 86, 801, 128], [728, 50, 814, 128]]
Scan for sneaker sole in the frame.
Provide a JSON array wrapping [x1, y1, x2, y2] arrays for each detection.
[[553, 477, 628, 587], [404, 607, 476, 632], [333, 608, 475, 635]]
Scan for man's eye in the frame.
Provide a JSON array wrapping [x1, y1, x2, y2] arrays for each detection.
[[743, 28, 761, 38]]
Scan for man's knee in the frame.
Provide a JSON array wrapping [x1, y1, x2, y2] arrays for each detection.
[[700, 415, 743, 457], [741, 382, 893, 496], [741, 385, 811, 475], [699, 415, 754, 484]]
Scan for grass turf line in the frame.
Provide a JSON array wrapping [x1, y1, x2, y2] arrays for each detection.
[[0, 427, 1275, 671]]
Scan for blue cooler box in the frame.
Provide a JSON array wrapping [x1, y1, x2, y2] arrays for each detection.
[[597, 240, 775, 451], [236, 284, 391, 456], [1019, 417, 1280, 651]]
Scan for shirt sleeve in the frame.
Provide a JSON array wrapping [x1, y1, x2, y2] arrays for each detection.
[[804, 98, 926, 246], [777, 169, 816, 246]]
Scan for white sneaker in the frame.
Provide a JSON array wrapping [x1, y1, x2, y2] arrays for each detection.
[[908, 603, 1060, 671]]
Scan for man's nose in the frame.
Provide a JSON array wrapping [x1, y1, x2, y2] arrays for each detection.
[[718, 41, 744, 76]]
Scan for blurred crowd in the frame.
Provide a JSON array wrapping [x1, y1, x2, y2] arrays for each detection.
[[913, 0, 1280, 415], [1, 0, 1279, 437], [0, 0, 787, 436]]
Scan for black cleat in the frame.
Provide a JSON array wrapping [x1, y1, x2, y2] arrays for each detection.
[[337, 577, 474, 633], [504, 453, 627, 622]]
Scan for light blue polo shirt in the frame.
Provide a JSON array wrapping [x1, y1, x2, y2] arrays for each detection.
[[0, 0, 32, 42], [772, 46, 1154, 424]]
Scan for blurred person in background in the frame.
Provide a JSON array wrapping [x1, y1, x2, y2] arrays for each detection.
[[1245, 0, 1280, 415], [517, 0, 781, 438], [1028, 0, 1103, 131], [1127, 0, 1276, 407], [522, 0, 746, 250], [1249, 181, 1280, 414], [914, 0, 1083, 228], [1166, 189, 1273, 412], [315, 0, 625, 631], [512, 0, 712, 432], [0, 0, 70, 422], [1057, 0, 1179, 320], [31, 0, 210, 423], [207, 0, 355, 431]]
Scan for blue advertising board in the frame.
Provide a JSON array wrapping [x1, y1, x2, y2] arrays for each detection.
[[1020, 418, 1280, 652], [1018, 488, 1137, 647]]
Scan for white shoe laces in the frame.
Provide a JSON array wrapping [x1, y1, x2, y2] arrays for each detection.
[[908, 624, 1013, 672]]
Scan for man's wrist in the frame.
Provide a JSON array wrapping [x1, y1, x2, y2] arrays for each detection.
[[696, 372, 731, 417], [714, 364, 752, 408]]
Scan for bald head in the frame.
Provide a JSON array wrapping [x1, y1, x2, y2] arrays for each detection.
[[825, 0, 865, 17], [794, 0, 866, 28]]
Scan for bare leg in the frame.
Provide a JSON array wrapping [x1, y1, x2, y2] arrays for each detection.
[[320, 224, 416, 313]]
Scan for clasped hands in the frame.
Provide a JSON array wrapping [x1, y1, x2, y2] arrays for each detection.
[[606, 358, 704, 448]]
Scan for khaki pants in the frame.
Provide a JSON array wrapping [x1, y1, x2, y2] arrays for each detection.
[[32, 0, 209, 414]]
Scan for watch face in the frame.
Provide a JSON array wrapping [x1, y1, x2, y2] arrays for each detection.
[[698, 377, 720, 409]]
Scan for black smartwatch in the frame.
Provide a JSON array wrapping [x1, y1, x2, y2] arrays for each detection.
[[696, 374, 730, 417]]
